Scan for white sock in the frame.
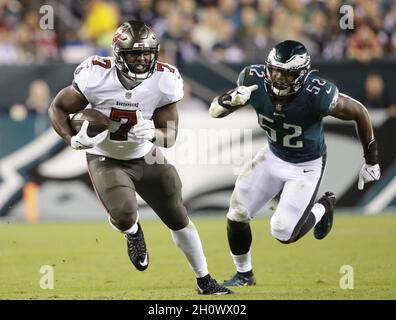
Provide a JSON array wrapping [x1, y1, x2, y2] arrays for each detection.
[[170, 219, 208, 278], [312, 203, 326, 225], [107, 214, 139, 234], [231, 250, 252, 273]]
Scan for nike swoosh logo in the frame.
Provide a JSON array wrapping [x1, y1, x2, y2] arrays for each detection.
[[366, 168, 379, 180], [326, 87, 332, 94], [139, 253, 148, 266], [303, 169, 314, 173]]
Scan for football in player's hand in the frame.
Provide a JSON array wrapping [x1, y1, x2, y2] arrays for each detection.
[[70, 109, 109, 137]]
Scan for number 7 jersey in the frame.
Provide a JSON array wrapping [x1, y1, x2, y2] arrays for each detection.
[[238, 64, 339, 163], [73, 55, 183, 160]]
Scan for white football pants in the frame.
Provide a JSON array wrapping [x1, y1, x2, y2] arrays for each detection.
[[227, 145, 326, 242]]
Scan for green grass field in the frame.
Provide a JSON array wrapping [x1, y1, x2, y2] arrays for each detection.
[[0, 214, 395, 300]]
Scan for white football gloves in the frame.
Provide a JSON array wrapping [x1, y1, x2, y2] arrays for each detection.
[[70, 120, 108, 150], [132, 110, 156, 141], [223, 85, 258, 107], [358, 163, 381, 190]]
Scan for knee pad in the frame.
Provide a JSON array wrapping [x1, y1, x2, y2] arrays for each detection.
[[226, 192, 251, 223], [270, 215, 293, 242]]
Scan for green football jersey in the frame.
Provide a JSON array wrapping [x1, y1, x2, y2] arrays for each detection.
[[238, 64, 339, 163]]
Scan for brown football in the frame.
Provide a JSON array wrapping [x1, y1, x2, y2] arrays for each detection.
[[70, 109, 109, 137]]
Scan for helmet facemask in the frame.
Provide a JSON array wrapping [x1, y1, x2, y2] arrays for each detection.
[[114, 48, 159, 82], [266, 65, 308, 96]]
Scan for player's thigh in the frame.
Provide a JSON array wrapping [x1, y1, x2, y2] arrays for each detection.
[[227, 147, 283, 222], [136, 161, 188, 230], [270, 161, 324, 241], [86, 154, 138, 218]]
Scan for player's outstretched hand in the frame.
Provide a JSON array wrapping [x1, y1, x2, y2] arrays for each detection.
[[70, 120, 109, 150], [223, 85, 258, 107], [358, 163, 380, 190], [132, 110, 156, 141]]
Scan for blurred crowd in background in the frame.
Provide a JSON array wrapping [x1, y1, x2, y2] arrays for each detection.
[[0, 0, 396, 65], [1, 0, 396, 118]]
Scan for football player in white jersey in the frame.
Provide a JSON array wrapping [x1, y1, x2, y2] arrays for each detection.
[[48, 21, 231, 295]]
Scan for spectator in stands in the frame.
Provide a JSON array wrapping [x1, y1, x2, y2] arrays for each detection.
[[26, 79, 51, 136], [237, 4, 274, 61], [17, 10, 58, 63], [384, 2, 396, 54], [130, 0, 155, 24], [191, 6, 222, 55], [81, 0, 120, 48], [354, 0, 383, 32], [212, 19, 244, 63], [305, 9, 328, 56], [270, 6, 314, 53], [1, 0, 396, 64], [361, 73, 396, 118], [346, 24, 384, 64], [0, 24, 18, 63], [218, 0, 241, 30]]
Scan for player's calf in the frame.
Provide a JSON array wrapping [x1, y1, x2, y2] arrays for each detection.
[[227, 219, 252, 255]]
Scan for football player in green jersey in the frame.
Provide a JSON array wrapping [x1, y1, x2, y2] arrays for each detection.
[[209, 40, 381, 287]]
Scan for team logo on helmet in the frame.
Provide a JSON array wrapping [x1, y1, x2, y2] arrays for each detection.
[[113, 25, 128, 44]]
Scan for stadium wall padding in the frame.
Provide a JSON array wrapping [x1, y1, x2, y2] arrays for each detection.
[[0, 60, 395, 220]]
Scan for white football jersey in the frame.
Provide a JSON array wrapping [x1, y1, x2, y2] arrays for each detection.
[[73, 55, 184, 160]]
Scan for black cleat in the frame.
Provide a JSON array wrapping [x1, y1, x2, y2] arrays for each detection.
[[197, 275, 233, 295], [125, 222, 149, 271], [223, 272, 256, 287], [314, 192, 336, 240]]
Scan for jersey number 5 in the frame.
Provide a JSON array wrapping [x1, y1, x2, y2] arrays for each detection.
[[258, 114, 303, 148], [109, 108, 137, 141]]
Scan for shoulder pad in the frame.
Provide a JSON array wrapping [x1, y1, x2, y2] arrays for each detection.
[[157, 62, 184, 104], [304, 74, 339, 116], [73, 56, 114, 96]]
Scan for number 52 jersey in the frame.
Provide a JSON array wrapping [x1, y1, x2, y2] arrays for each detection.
[[73, 55, 184, 160], [238, 64, 339, 163]]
